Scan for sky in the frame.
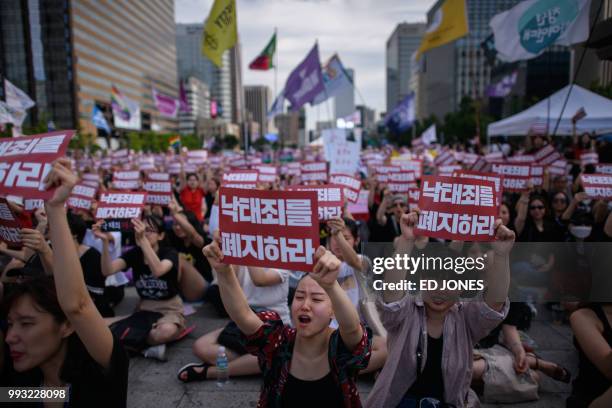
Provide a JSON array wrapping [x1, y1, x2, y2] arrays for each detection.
[[175, 0, 436, 130]]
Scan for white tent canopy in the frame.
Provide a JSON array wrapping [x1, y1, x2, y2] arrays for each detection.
[[487, 85, 612, 136]]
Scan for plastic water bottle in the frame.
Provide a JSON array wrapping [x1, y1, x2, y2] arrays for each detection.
[[216, 346, 229, 387]]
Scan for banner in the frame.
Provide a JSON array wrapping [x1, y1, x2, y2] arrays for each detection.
[[301, 161, 328, 183], [548, 160, 569, 176], [222, 170, 259, 189], [434, 150, 456, 166], [67, 196, 94, 211], [347, 190, 369, 215], [395, 159, 423, 179], [187, 149, 208, 165], [490, 0, 592, 62], [329, 174, 361, 203], [416, 0, 468, 58], [596, 164, 612, 175], [534, 144, 562, 165], [143, 181, 173, 206], [438, 164, 462, 177], [453, 170, 503, 206], [95, 191, 147, 219], [491, 163, 531, 192], [219, 187, 319, 272], [580, 152, 599, 167], [287, 185, 344, 221], [581, 174, 612, 200], [0, 130, 75, 199], [415, 176, 497, 241], [284, 43, 325, 111], [152, 87, 179, 118], [24, 199, 44, 211], [113, 171, 141, 190], [0, 198, 22, 248], [202, 0, 238, 67]]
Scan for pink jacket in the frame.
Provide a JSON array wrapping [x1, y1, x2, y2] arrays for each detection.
[[366, 295, 509, 408]]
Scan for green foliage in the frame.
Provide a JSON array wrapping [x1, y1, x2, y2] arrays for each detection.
[[223, 134, 239, 150], [441, 97, 494, 145], [125, 132, 201, 153], [252, 137, 270, 152], [590, 80, 612, 99]]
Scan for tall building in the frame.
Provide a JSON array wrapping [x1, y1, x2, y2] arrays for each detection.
[[178, 77, 210, 136], [176, 23, 232, 122], [230, 43, 245, 127], [356, 105, 376, 132], [0, 0, 179, 134], [275, 110, 305, 146], [244, 85, 270, 136], [386, 23, 426, 112], [334, 68, 355, 119], [420, 0, 522, 119], [574, 0, 612, 88]]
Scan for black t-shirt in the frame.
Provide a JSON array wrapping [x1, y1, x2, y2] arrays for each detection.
[[120, 246, 179, 300], [405, 334, 444, 401], [166, 230, 213, 282], [477, 302, 532, 349], [281, 372, 344, 408], [1, 333, 129, 407], [81, 247, 104, 296]]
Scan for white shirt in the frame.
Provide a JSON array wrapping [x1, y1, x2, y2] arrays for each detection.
[[235, 265, 291, 325]]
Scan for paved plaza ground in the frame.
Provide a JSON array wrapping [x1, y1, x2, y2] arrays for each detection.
[[120, 288, 578, 408]]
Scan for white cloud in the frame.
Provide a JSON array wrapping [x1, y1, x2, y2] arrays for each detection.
[[175, 0, 435, 130]]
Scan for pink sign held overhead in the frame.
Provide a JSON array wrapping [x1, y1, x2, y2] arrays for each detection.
[[219, 187, 319, 272], [143, 181, 173, 206], [581, 174, 612, 200], [287, 184, 344, 221], [415, 176, 497, 241], [491, 163, 531, 192], [329, 174, 361, 203], [95, 191, 147, 219], [0, 197, 22, 248], [0, 130, 75, 199]]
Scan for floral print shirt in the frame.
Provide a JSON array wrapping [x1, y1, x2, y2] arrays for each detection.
[[239, 310, 372, 408]]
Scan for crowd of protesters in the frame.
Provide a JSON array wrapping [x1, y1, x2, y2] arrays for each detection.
[[0, 129, 611, 408]]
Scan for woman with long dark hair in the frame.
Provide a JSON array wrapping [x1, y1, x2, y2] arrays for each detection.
[[0, 158, 129, 406]]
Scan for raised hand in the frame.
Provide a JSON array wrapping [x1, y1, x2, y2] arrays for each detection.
[[43, 158, 78, 207], [34, 208, 47, 226], [309, 246, 341, 289], [92, 220, 113, 242], [168, 197, 183, 214], [20, 228, 50, 253], [492, 219, 515, 257], [202, 231, 231, 274], [327, 217, 345, 235], [574, 191, 590, 203], [131, 218, 146, 245]]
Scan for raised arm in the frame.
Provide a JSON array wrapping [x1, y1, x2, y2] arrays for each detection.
[[327, 218, 362, 271], [605, 210, 612, 239], [562, 191, 589, 221], [486, 220, 515, 312], [376, 189, 391, 226], [44, 158, 114, 369], [513, 191, 529, 236], [92, 221, 126, 276], [202, 236, 263, 336], [169, 198, 205, 248], [20, 228, 53, 275], [245, 266, 283, 287], [131, 218, 173, 278], [309, 246, 363, 350], [570, 308, 612, 382]]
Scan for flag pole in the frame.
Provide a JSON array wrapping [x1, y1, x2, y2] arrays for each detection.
[[274, 27, 278, 99]]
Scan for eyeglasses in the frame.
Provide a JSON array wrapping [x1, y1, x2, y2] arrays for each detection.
[[529, 205, 545, 210]]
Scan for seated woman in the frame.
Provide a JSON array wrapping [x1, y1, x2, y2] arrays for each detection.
[[190, 234, 371, 407], [366, 211, 515, 407], [178, 262, 291, 382], [472, 301, 571, 403], [567, 303, 612, 408], [0, 158, 128, 406], [96, 214, 184, 360], [326, 217, 387, 375]]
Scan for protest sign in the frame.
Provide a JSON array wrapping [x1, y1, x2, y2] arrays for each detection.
[[0, 130, 75, 199], [530, 165, 544, 187], [415, 176, 497, 241], [438, 165, 462, 177], [453, 169, 503, 206], [581, 174, 612, 200], [187, 150, 208, 165], [347, 190, 369, 218], [534, 144, 561, 166], [24, 199, 44, 211], [113, 170, 140, 190], [95, 191, 147, 220], [596, 164, 612, 175], [329, 141, 360, 176], [219, 187, 319, 272], [254, 165, 278, 183], [222, 170, 259, 189], [329, 174, 361, 203], [147, 172, 170, 181], [491, 163, 530, 192], [286, 162, 301, 176], [507, 155, 535, 163], [581, 152, 599, 167], [287, 184, 344, 221], [434, 150, 456, 167], [395, 159, 423, 179], [375, 165, 401, 183], [548, 160, 569, 176], [67, 196, 94, 211], [0, 198, 22, 248], [484, 151, 505, 163], [72, 184, 97, 199], [143, 181, 173, 206]]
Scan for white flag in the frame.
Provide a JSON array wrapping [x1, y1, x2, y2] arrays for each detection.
[[421, 124, 437, 146], [4, 79, 35, 111], [490, 0, 591, 62]]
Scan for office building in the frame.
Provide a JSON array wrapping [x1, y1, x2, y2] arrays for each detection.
[[356, 105, 376, 131], [178, 76, 210, 137], [0, 0, 179, 134], [386, 23, 426, 112], [230, 43, 245, 128], [176, 23, 232, 122], [275, 109, 305, 146], [334, 68, 355, 119], [244, 85, 270, 137]]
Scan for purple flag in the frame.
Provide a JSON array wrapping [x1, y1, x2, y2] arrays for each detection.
[[179, 82, 190, 113], [284, 43, 325, 112], [152, 87, 179, 118]]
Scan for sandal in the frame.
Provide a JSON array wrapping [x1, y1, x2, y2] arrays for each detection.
[[526, 353, 571, 383], [177, 362, 210, 383]]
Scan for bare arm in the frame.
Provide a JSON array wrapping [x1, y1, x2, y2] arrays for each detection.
[[246, 266, 283, 287], [20, 228, 53, 275], [203, 238, 263, 336], [92, 221, 125, 276], [563, 192, 589, 221], [132, 219, 173, 278], [44, 158, 114, 369], [327, 218, 362, 271], [513, 192, 529, 236], [486, 221, 515, 312], [0, 243, 29, 262], [169, 199, 205, 248], [376, 192, 390, 227], [571, 309, 612, 382]]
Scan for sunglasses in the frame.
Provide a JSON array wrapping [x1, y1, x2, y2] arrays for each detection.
[[529, 205, 545, 210]]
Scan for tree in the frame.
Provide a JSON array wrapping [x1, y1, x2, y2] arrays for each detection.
[[223, 134, 239, 150]]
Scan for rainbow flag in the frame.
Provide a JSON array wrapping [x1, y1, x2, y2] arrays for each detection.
[[111, 85, 131, 120], [169, 135, 181, 150]]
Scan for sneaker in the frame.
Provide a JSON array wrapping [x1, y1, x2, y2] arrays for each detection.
[[143, 344, 167, 361]]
